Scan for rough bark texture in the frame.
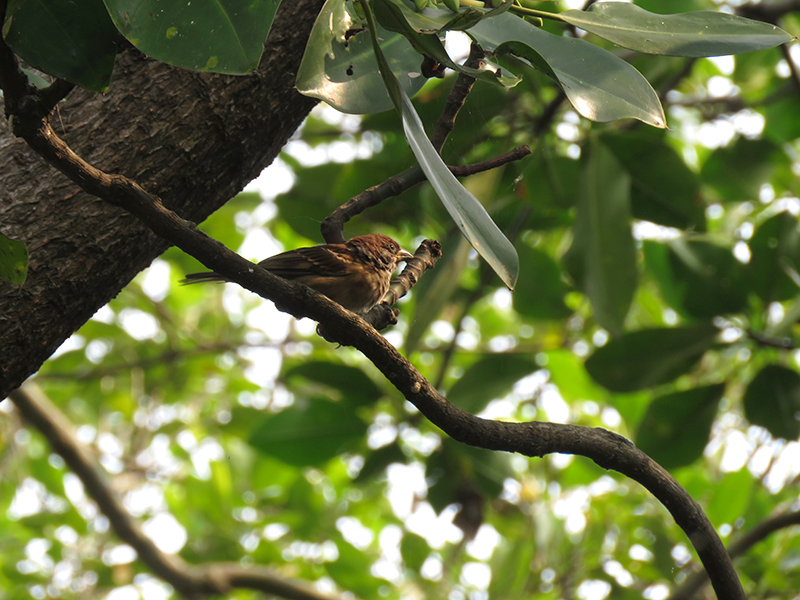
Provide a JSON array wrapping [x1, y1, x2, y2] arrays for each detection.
[[0, 0, 324, 399]]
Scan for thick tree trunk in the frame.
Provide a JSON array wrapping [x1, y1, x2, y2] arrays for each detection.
[[0, 0, 324, 399]]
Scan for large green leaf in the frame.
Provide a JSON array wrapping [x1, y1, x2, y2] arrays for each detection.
[[666, 239, 748, 318], [513, 245, 573, 321], [0, 233, 28, 285], [282, 361, 384, 408], [743, 365, 800, 440], [700, 138, 791, 203], [296, 0, 427, 114], [585, 323, 719, 392], [561, 3, 793, 57], [564, 139, 637, 337], [600, 131, 705, 230], [468, 13, 666, 127], [746, 212, 800, 304], [248, 398, 367, 466], [363, 0, 519, 289], [3, 0, 118, 92], [635, 384, 725, 470], [448, 353, 539, 414], [706, 469, 754, 529], [103, 0, 279, 73]]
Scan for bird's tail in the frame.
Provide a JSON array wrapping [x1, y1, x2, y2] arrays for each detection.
[[180, 271, 228, 285]]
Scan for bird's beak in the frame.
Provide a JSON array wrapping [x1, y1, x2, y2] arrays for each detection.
[[399, 249, 414, 262]]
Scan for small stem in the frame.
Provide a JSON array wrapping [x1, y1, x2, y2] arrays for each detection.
[[460, 0, 563, 20]]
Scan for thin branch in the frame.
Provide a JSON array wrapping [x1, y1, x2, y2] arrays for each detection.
[[319, 146, 530, 244], [430, 43, 484, 153], [667, 509, 800, 600], [747, 328, 798, 350], [9, 384, 350, 600]]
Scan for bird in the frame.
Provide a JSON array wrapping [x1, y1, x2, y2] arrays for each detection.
[[182, 234, 414, 316]]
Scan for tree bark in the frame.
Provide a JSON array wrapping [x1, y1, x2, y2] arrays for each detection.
[[0, 0, 324, 399]]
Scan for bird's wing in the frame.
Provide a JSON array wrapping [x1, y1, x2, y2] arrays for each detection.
[[258, 244, 350, 279]]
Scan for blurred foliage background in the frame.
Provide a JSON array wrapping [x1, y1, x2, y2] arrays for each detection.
[[4, 1, 800, 599]]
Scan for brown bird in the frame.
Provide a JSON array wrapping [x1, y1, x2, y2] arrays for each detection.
[[182, 234, 414, 316]]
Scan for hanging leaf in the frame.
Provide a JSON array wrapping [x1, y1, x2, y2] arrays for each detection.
[[560, 3, 793, 57], [564, 139, 637, 336], [468, 13, 666, 127]]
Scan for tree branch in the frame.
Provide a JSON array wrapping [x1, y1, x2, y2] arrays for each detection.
[[9, 384, 351, 600], [319, 146, 530, 244], [667, 508, 800, 600]]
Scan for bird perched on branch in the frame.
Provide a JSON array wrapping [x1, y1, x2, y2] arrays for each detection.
[[182, 234, 414, 316]]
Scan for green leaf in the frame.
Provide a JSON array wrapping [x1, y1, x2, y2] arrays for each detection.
[[635, 384, 725, 470], [248, 398, 367, 466], [448, 353, 538, 414], [282, 361, 383, 408], [513, 245, 573, 321], [400, 533, 429, 572], [706, 468, 754, 528], [666, 239, 747, 318], [700, 138, 790, 203], [103, 0, 280, 74], [0, 233, 28, 285], [362, 0, 519, 289], [600, 131, 705, 230], [743, 365, 800, 440], [469, 13, 666, 127], [746, 212, 800, 303], [585, 323, 719, 392], [564, 139, 637, 336], [296, 0, 427, 114], [560, 3, 793, 57], [3, 0, 118, 92]]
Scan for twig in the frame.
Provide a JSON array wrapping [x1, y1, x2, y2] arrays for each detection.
[[430, 43, 484, 153], [9, 384, 351, 600], [781, 43, 800, 96], [747, 328, 797, 350], [319, 146, 531, 244]]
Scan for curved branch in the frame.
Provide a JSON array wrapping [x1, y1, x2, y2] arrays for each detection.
[[667, 508, 800, 600], [9, 384, 350, 600]]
